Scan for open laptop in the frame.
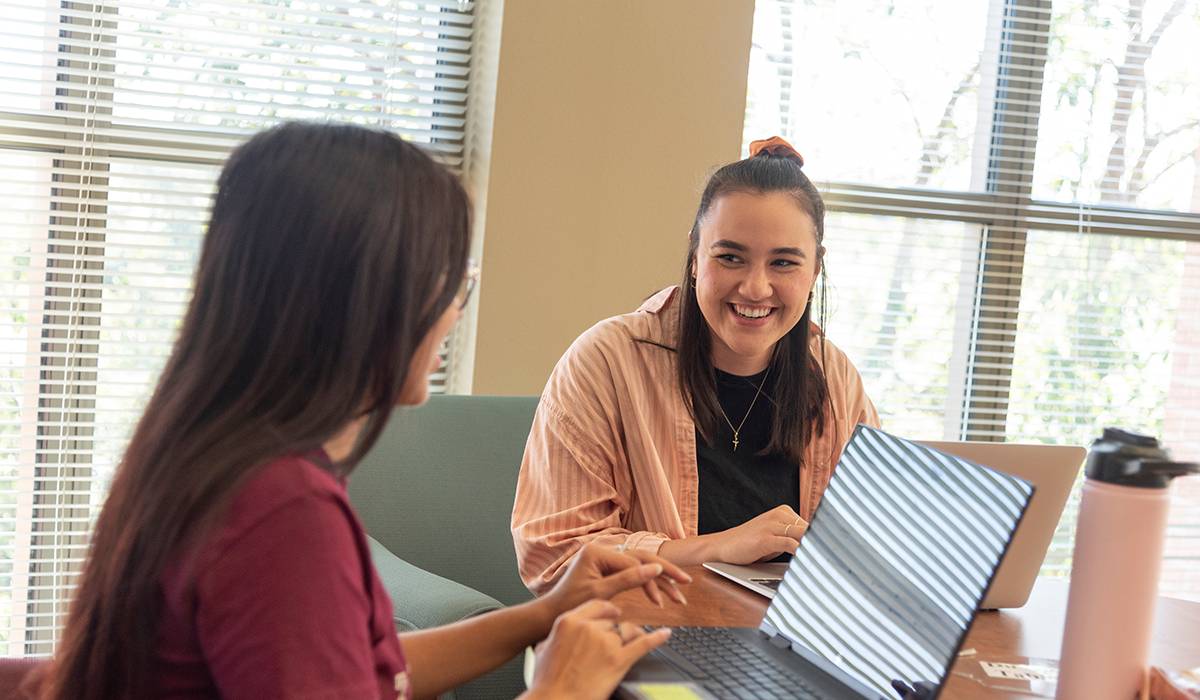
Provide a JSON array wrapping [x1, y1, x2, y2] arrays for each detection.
[[619, 425, 1034, 700], [705, 440, 1083, 609]]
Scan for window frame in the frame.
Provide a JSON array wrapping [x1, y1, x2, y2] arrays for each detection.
[[0, 0, 476, 655]]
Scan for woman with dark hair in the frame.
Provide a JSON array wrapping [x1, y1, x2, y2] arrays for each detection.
[[512, 137, 879, 594], [36, 121, 688, 700]]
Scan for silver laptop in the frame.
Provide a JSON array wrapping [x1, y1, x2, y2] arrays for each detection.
[[619, 425, 1034, 700], [705, 440, 1082, 610]]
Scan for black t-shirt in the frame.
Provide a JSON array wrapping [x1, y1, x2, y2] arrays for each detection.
[[696, 368, 799, 539]]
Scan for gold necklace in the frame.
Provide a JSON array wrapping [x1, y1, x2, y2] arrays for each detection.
[[716, 367, 770, 452]]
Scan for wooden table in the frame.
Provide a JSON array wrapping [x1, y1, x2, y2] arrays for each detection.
[[613, 567, 1200, 699]]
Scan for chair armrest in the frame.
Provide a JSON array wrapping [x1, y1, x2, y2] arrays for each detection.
[[367, 538, 526, 700], [368, 537, 503, 632]]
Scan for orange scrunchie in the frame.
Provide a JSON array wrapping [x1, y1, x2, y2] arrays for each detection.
[[748, 136, 804, 166]]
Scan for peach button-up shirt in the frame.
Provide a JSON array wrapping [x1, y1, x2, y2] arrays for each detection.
[[511, 287, 879, 594]]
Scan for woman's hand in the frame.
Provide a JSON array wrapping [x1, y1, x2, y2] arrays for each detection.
[[396, 542, 685, 700], [541, 541, 692, 620], [713, 504, 806, 564], [526, 600, 671, 700]]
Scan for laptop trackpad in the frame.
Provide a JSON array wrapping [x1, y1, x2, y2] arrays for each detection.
[[617, 679, 718, 700], [616, 655, 719, 699]]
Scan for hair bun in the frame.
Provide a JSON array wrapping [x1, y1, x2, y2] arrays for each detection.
[[748, 136, 804, 166]]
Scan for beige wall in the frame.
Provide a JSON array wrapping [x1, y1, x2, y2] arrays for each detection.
[[470, 0, 755, 395]]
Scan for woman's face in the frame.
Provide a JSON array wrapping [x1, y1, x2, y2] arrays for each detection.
[[692, 190, 821, 375], [397, 299, 461, 406]]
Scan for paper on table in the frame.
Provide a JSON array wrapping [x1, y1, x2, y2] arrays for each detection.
[[953, 655, 1060, 697], [980, 661, 1059, 683]]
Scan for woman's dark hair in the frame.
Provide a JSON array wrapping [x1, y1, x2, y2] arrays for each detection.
[[42, 122, 470, 699], [678, 149, 831, 465]]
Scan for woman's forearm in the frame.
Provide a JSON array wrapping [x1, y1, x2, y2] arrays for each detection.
[[400, 598, 556, 699], [657, 506, 804, 567], [656, 532, 724, 567]]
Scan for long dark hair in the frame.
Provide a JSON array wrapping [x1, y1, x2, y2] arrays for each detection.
[[678, 150, 831, 465], [41, 122, 470, 699]]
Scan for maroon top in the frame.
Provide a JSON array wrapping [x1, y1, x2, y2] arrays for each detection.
[[155, 452, 410, 699]]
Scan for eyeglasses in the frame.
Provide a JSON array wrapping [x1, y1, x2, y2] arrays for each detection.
[[458, 259, 480, 310]]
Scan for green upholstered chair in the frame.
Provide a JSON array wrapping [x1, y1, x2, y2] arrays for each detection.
[[350, 395, 540, 700]]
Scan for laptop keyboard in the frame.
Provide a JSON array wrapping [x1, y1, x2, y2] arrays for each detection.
[[653, 626, 822, 699]]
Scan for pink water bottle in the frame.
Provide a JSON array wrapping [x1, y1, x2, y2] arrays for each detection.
[[1056, 428, 1198, 700]]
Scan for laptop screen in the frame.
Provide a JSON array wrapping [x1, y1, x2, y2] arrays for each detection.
[[762, 426, 1033, 698]]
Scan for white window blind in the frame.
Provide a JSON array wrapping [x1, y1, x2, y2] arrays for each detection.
[[0, 0, 475, 656], [747, 0, 1200, 601]]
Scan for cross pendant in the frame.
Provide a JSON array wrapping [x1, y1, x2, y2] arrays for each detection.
[[732, 435, 739, 451]]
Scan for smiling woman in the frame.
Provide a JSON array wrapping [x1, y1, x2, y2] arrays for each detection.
[[511, 137, 880, 595]]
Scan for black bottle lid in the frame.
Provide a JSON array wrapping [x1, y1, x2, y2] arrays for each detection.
[[1086, 428, 1200, 489]]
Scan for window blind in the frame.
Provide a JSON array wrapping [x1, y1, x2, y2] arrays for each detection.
[[0, 0, 474, 656], [747, 0, 1200, 601]]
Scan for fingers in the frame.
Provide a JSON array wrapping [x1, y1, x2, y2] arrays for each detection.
[[780, 521, 806, 540], [593, 561, 692, 606], [559, 543, 693, 614], [768, 504, 801, 520], [581, 541, 693, 594], [661, 577, 687, 605], [625, 550, 692, 585], [589, 545, 691, 584], [619, 626, 672, 663], [641, 579, 664, 608], [593, 563, 667, 599], [622, 550, 690, 606], [622, 551, 690, 605], [560, 605, 644, 648], [778, 514, 808, 540], [768, 536, 800, 556], [585, 545, 653, 580], [614, 621, 643, 644]]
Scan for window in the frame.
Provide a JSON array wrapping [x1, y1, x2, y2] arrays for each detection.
[[0, 0, 476, 655], [747, 0, 1200, 601]]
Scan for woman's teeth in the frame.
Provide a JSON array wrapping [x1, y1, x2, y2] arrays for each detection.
[[733, 304, 773, 319]]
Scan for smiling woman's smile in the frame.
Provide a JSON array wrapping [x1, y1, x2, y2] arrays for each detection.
[[731, 303, 776, 319]]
